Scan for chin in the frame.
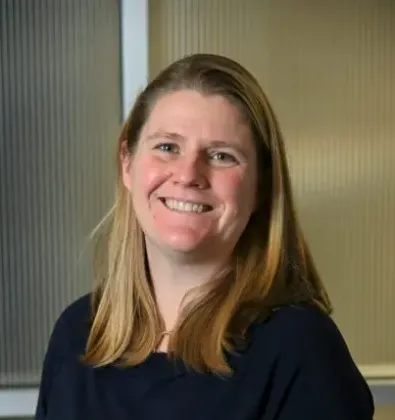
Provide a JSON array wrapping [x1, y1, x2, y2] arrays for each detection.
[[165, 238, 204, 254], [159, 230, 210, 254]]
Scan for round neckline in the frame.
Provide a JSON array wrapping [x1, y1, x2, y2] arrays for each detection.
[[150, 350, 169, 357]]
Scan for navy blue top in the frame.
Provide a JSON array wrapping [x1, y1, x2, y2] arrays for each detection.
[[35, 294, 374, 419]]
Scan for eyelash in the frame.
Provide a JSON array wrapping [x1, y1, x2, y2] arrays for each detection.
[[153, 142, 239, 165], [154, 143, 179, 153], [209, 151, 238, 163]]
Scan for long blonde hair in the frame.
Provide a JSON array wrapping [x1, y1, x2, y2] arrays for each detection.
[[84, 53, 332, 373]]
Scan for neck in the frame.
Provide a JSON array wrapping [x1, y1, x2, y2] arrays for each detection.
[[145, 240, 231, 332]]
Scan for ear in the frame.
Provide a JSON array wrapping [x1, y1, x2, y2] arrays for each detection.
[[120, 139, 133, 191]]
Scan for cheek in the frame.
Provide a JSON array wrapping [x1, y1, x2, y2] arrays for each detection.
[[214, 170, 256, 208], [132, 155, 167, 196], [216, 171, 248, 200]]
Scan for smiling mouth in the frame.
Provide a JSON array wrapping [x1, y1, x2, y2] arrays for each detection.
[[159, 198, 213, 214]]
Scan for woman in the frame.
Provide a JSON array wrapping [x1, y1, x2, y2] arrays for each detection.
[[35, 53, 374, 419]]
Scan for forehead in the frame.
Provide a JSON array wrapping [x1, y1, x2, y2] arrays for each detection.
[[142, 90, 253, 146]]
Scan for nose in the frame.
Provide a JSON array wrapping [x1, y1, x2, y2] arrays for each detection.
[[172, 154, 208, 188]]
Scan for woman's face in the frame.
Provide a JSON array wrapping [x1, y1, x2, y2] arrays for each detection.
[[122, 89, 258, 260]]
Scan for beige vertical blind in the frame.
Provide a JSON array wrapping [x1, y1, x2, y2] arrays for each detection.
[[0, 0, 121, 386], [149, 0, 395, 370]]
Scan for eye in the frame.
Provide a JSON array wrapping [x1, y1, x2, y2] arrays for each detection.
[[210, 151, 238, 165], [154, 142, 179, 154]]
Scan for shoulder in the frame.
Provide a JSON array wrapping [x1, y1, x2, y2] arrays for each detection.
[[54, 293, 92, 330], [46, 293, 93, 365], [249, 305, 374, 419], [253, 304, 351, 357], [251, 304, 364, 376]]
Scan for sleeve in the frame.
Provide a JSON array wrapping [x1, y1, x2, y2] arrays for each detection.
[[34, 319, 61, 419], [34, 294, 90, 419], [264, 309, 375, 420]]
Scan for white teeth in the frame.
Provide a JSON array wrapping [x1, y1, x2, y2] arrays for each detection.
[[164, 199, 208, 213]]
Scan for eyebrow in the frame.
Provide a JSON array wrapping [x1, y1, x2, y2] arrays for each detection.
[[145, 131, 249, 157], [146, 131, 184, 142]]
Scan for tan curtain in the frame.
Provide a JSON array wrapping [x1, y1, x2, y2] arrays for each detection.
[[149, 0, 395, 372]]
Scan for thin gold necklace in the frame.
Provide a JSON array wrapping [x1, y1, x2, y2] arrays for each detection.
[[155, 330, 172, 351]]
